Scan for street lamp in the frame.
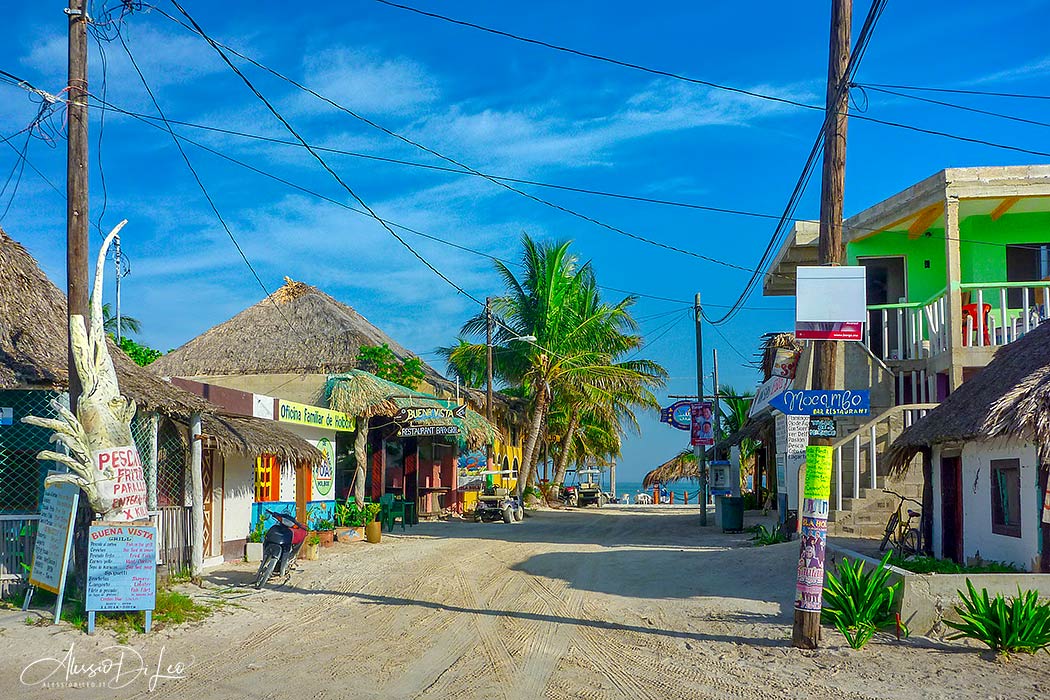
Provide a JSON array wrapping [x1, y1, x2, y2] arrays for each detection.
[[485, 298, 536, 511]]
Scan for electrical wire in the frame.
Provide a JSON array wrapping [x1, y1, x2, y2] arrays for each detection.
[[170, 0, 486, 308], [150, 4, 794, 277], [858, 81, 1050, 101], [708, 0, 888, 326], [115, 30, 299, 334], [856, 83, 1050, 130], [367, 0, 822, 114], [74, 106, 788, 222]]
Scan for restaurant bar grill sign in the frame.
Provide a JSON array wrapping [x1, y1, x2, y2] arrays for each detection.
[[395, 404, 465, 438]]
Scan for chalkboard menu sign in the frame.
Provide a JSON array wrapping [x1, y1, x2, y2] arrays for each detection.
[[86, 523, 157, 614], [29, 478, 79, 595]]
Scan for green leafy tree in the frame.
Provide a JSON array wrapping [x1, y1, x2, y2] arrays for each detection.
[[116, 336, 163, 366], [356, 343, 426, 389]]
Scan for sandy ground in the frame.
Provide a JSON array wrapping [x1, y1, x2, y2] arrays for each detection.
[[2, 506, 1047, 699]]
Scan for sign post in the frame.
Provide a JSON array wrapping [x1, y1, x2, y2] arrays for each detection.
[[25, 476, 79, 622], [85, 522, 157, 634], [795, 446, 833, 613]]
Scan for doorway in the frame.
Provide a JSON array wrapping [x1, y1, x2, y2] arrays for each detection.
[[940, 456, 963, 563], [860, 256, 907, 359], [202, 449, 224, 559]]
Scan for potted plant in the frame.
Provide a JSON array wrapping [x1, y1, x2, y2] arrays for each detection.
[[245, 517, 266, 562], [335, 500, 365, 542], [364, 503, 382, 544], [303, 532, 320, 560], [311, 516, 336, 547]]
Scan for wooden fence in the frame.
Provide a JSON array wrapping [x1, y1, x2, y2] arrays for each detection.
[[0, 515, 38, 598]]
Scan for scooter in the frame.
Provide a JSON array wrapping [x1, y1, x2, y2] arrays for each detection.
[[253, 509, 308, 589]]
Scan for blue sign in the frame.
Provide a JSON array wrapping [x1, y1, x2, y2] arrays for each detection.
[[769, 390, 870, 416], [659, 400, 693, 431]]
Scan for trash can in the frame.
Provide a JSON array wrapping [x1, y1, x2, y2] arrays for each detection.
[[719, 496, 744, 533]]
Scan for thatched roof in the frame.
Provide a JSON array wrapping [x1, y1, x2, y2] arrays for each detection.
[[760, 332, 802, 381], [0, 227, 207, 416], [152, 277, 448, 383], [199, 414, 322, 463], [324, 369, 498, 450], [643, 450, 699, 487], [886, 322, 1050, 474]]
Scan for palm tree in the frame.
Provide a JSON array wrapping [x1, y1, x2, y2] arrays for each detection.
[[102, 302, 141, 337], [718, 385, 755, 489], [451, 234, 666, 501]]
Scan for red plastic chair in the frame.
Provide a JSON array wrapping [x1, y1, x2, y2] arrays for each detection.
[[961, 302, 991, 346]]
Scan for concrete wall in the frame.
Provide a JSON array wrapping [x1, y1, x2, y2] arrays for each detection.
[[932, 437, 1041, 571], [829, 544, 1050, 635]]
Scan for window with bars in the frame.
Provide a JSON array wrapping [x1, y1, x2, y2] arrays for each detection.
[[990, 458, 1022, 538], [255, 454, 280, 502]]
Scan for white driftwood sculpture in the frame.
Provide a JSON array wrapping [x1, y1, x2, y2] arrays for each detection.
[[23, 221, 149, 522]]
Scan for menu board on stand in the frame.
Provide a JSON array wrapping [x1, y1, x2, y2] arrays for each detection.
[[25, 474, 79, 621], [85, 522, 157, 633]]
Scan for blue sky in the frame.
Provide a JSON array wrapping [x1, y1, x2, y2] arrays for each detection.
[[3, 1, 1050, 482]]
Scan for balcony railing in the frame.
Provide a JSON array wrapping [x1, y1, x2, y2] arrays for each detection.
[[865, 281, 1050, 361]]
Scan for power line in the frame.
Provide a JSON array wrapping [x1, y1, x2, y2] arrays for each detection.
[[709, 0, 888, 326], [170, 0, 485, 308], [702, 309, 753, 364], [368, 0, 822, 114], [857, 83, 1050, 130], [150, 5, 793, 277], [78, 105, 788, 222], [858, 81, 1050, 101], [114, 30, 298, 334]]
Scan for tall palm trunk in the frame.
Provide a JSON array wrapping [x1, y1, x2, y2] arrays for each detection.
[[353, 422, 368, 507], [519, 387, 549, 499], [551, 409, 580, 496]]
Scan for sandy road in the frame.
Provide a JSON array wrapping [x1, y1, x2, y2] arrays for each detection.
[[4, 507, 1048, 699]]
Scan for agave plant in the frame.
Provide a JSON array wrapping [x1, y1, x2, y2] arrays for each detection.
[[945, 580, 1050, 655], [821, 552, 907, 649]]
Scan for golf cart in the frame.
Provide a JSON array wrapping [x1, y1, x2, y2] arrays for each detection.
[[474, 470, 524, 524], [576, 468, 607, 507]]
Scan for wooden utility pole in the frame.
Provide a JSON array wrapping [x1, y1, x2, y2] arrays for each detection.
[[793, 0, 852, 650], [67, 0, 89, 403], [66, 0, 93, 597], [485, 297, 494, 470], [694, 293, 707, 525]]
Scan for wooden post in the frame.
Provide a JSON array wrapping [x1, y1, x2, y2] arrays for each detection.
[[694, 293, 708, 525], [189, 413, 204, 577], [793, 0, 851, 650], [65, 0, 92, 597], [147, 413, 159, 511]]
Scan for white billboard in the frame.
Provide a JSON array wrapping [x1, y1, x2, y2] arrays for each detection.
[[795, 266, 866, 341]]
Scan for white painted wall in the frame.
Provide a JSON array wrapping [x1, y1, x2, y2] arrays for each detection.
[[933, 438, 1040, 570], [222, 454, 255, 542], [281, 423, 337, 504]]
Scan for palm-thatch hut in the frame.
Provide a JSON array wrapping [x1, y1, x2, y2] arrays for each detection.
[[324, 370, 498, 510], [151, 277, 513, 517], [642, 450, 698, 488], [0, 227, 320, 572], [884, 321, 1050, 572]]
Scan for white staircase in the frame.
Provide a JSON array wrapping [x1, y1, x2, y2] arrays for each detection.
[[827, 403, 936, 538]]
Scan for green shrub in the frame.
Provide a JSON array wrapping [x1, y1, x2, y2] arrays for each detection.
[[889, 555, 1022, 575], [364, 503, 382, 523], [748, 524, 789, 546], [945, 580, 1050, 655], [246, 517, 266, 543], [822, 552, 907, 649]]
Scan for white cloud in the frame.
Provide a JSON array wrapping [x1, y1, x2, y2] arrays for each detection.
[[971, 55, 1050, 86], [291, 48, 439, 117]]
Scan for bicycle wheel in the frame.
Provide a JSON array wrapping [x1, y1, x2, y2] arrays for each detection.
[[879, 512, 899, 552], [898, 528, 921, 558]]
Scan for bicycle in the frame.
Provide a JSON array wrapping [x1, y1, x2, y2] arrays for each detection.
[[879, 489, 923, 558]]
